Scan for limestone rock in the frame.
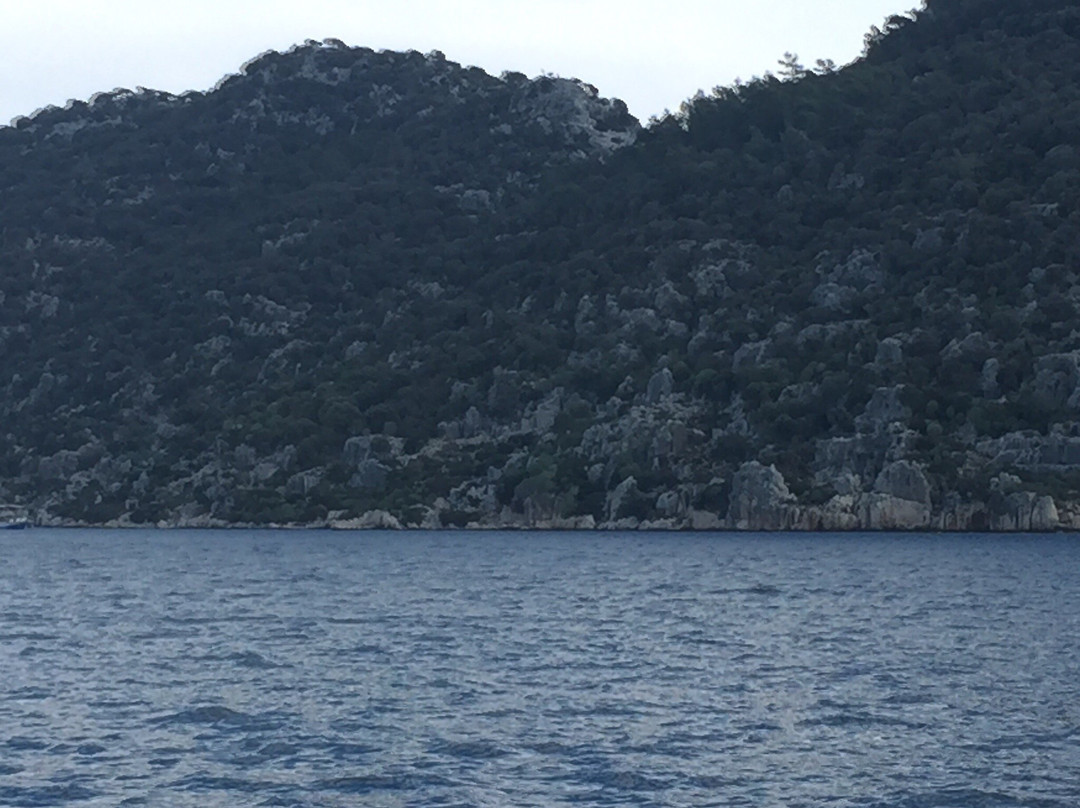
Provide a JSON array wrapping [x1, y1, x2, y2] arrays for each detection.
[[990, 491, 1060, 531], [728, 461, 799, 530], [732, 340, 771, 372], [873, 461, 931, 507], [508, 76, 639, 155], [606, 476, 640, 521], [655, 490, 681, 517], [332, 509, 402, 529], [645, 368, 674, 404], [857, 493, 931, 530], [1032, 496, 1059, 530], [810, 496, 861, 531], [521, 388, 562, 434], [855, 386, 910, 434], [463, 406, 484, 438], [687, 509, 724, 530], [343, 434, 402, 465], [285, 469, 322, 496], [1032, 352, 1080, 410], [875, 337, 904, 366], [349, 459, 388, 490], [941, 331, 993, 363]]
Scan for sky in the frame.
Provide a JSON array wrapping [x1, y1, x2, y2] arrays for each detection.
[[1, 0, 915, 127]]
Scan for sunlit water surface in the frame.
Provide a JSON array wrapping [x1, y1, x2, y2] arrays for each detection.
[[0, 529, 1078, 807]]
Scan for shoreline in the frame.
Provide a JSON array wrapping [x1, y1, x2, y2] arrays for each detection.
[[18, 520, 1080, 534]]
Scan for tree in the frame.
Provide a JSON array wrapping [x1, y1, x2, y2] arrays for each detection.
[[778, 52, 810, 80]]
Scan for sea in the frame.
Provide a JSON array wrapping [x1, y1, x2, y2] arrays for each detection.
[[0, 529, 1077, 808]]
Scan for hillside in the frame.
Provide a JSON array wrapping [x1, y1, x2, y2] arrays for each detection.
[[4, 0, 1080, 530]]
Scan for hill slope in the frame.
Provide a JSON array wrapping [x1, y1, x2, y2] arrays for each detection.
[[4, 2, 1080, 530]]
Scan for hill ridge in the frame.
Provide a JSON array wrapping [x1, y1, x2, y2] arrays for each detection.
[[5, 4, 1080, 530]]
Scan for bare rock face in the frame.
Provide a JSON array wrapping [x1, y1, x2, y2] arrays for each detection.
[[809, 496, 861, 531], [1031, 352, 1080, 410], [349, 459, 388, 490], [991, 492, 1059, 531], [645, 368, 674, 404], [655, 490, 682, 517], [855, 386, 911, 434], [331, 509, 402, 529], [687, 509, 724, 530], [858, 493, 931, 530], [606, 475, 641, 522], [728, 462, 799, 530], [1032, 496, 1060, 530], [873, 461, 931, 507], [509, 76, 639, 156], [875, 337, 904, 366]]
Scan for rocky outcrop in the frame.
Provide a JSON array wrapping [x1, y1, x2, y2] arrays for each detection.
[[856, 493, 931, 530], [509, 76, 639, 156], [857, 460, 932, 529], [727, 462, 799, 530], [989, 492, 1059, 531], [331, 509, 403, 529]]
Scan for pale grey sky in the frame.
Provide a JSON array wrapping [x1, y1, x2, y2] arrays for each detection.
[[2, 0, 915, 126]]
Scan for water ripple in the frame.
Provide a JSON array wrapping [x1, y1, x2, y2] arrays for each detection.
[[0, 529, 1077, 806]]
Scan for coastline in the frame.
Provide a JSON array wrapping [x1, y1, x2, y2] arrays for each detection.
[[21, 458, 1078, 533], [24, 510, 1080, 533]]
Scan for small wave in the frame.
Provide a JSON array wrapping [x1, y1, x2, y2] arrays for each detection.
[[883, 691, 937, 706], [745, 583, 782, 596], [258, 741, 299, 759], [868, 787, 1072, 808], [321, 740, 378, 760], [344, 643, 386, 655], [799, 711, 928, 730], [962, 728, 1080, 753], [5, 687, 51, 701], [525, 739, 573, 756], [317, 772, 452, 793], [570, 766, 671, 792], [736, 720, 782, 732], [5, 737, 47, 751], [427, 738, 510, 760], [192, 650, 282, 669], [226, 650, 282, 669], [164, 614, 277, 625], [0, 782, 99, 805], [688, 774, 739, 789], [150, 705, 276, 730], [709, 584, 783, 596], [166, 774, 270, 793]]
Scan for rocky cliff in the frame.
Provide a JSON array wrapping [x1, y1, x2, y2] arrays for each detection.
[[6, 3, 1080, 530]]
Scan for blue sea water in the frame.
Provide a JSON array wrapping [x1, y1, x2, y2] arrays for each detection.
[[0, 529, 1077, 807]]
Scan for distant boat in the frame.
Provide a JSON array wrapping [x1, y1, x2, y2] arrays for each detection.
[[0, 506, 30, 530]]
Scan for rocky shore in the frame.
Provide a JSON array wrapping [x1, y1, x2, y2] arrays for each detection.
[[31, 457, 1073, 532]]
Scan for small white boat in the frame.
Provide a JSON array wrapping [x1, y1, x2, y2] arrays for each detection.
[[0, 507, 30, 529]]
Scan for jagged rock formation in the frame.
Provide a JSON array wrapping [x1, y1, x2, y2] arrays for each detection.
[[6, 3, 1080, 530]]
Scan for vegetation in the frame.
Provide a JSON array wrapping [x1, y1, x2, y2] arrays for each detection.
[[3, 1, 1080, 526]]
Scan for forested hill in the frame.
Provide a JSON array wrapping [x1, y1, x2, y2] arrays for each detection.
[[4, 0, 1080, 530]]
